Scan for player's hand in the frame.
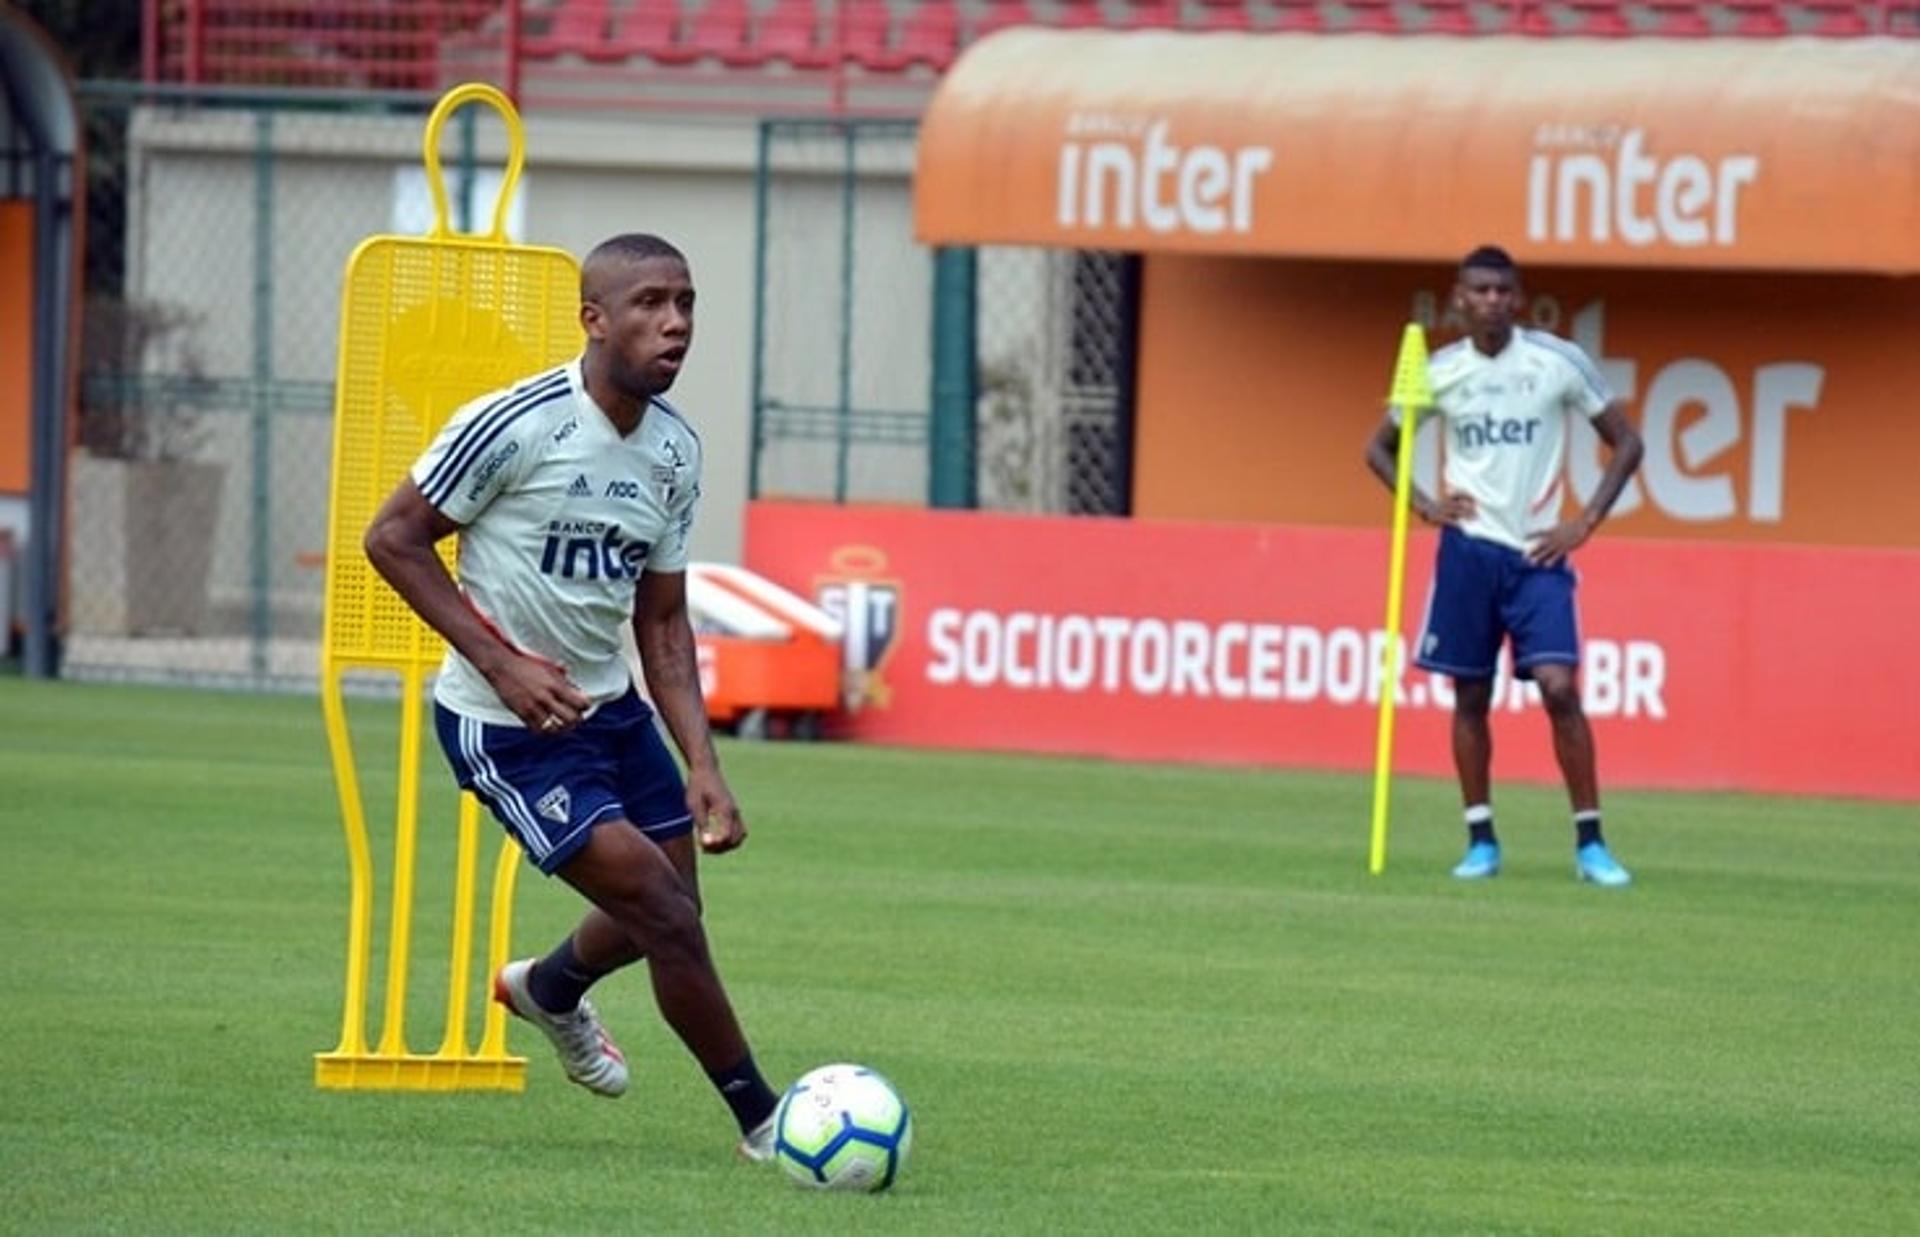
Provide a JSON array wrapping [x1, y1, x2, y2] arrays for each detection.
[[1527, 516, 1595, 567], [1421, 492, 1477, 526], [687, 766, 747, 854], [487, 654, 592, 735]]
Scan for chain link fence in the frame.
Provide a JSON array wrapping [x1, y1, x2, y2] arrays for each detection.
[[751, 119, 929, 505], [975, 247, 1135, 514], [753, 118, 1136, 516], [65, 102, 1138, 685], [67, 84, 442, 687]]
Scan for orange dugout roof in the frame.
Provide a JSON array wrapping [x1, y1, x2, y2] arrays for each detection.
[[914, 32, 1920, 274]]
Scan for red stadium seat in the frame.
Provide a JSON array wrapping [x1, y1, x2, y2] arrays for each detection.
[[757, 0, 832, 66], [680, 0, 757, 64], [838, 0, 901, 68], [1722, 0, 1790, 32], [972, 0, 1041, 35], [1488, 0, 1535, 29], [1342, 0, 1403, 29], [1270, 0, 1327, 29], [1644, 0, 1712, 33], [1566, 0, 1634, 34], [1414, 0, 1479, 32], [983, 0, 1044, 35], [1119, 0, 1183, 27], [1053, 0, 1109, 27], [1193, 0, 1258, 29], [1801, 0, 1874, 33], [897, 0, 961, 67], [521, 0, 612, 58], [591, 0, 679, 59], [1504, 0, 1560, 33]]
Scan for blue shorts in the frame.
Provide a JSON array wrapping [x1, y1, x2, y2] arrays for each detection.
[[1415, 526, 1580, 682], [433, 688, 692, 875]]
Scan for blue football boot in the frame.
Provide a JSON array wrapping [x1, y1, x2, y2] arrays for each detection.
[[1575, 841, 1633, 888], [1450, 840, 1501, 880]]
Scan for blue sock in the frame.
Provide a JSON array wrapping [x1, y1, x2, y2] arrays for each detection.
[[527, 937, 612, 1015]]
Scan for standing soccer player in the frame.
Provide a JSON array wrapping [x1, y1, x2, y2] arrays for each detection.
[[1364, 245, 1645, 886], [365, 233, 781, 1156]]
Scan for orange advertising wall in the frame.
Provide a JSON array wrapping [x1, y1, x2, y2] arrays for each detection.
[[1133, 257, 1920, 549], [918, 33, 1920, 274], [745, 501, 1920, 801], [0, 201, 33, 495]]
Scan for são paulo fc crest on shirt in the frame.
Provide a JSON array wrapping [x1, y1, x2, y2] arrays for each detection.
[[815, 546, 901, 712], [654, 439, 688, 505]]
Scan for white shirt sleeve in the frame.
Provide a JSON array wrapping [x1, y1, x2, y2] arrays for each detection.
[[1558, 344, 1613, 419], [409, 389, 540, 524]]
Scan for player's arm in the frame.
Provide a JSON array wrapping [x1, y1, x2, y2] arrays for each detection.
[[363, 480, 590, 729], [1364, 416, 1473, 525], [633, 567, 745, 854], [1527, 400, 1644, 566], [1578, 403, 1644, 528]]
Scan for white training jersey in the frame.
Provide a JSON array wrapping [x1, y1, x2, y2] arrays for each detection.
[[1393, 328, 1613, 553], [408, 358, 701, 726]]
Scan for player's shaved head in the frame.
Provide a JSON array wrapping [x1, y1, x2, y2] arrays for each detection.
[[1459, 244, 1518, 280], [581, 233, 687, 303]]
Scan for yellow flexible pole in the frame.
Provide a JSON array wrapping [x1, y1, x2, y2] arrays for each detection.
[[1369, 324, 1433, 875]]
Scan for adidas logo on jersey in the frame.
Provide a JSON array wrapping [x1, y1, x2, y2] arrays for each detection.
[[566, 474, 592, 497]]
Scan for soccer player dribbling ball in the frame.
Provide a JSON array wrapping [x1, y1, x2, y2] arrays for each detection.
[[1364, 246, 1645, 887], [365, 233, 781, 1157]]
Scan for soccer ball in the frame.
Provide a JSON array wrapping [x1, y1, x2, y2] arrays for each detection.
[[772, 1063, 913, 1192]]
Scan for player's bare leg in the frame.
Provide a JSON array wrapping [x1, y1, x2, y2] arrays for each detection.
[[526, 833, 706, 1012], [557, 821, 782, 1143], [1533, 665, 1630, 886], [1451, 676, 1494, 806], [562, 830, 702, 970], [1533, 665, 1597, 811]]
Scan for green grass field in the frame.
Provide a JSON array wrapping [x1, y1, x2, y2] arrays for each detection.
[[2, 678, 1916, 1234]]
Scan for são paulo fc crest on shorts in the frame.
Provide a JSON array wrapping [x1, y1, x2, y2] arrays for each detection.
[[535, 785, 571, 824], [815, 546, 901, 712]]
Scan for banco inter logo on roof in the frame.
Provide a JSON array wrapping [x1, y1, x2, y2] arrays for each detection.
[[1526, 125, 1760, 250], [1056, 113, 1273, 238]]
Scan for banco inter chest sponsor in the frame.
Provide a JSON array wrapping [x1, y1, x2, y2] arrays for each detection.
[[1455, 414, 1543, 449], [539, 520, 652, 581]]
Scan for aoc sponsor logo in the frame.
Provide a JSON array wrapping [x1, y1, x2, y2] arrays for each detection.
[[1527, 125, 1759, 249], [1057, 114, 1273, 237]]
